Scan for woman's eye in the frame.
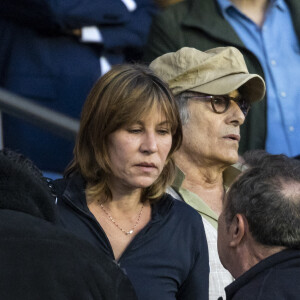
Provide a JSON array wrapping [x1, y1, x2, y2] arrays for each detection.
[[128, 128, 142, 134], [157, 128, 170, 135]]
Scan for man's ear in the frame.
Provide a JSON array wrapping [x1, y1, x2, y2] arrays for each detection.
[[229, 214, 247, 247]]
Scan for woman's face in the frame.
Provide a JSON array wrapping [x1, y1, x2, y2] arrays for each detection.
[[107, 108, 173, 192]]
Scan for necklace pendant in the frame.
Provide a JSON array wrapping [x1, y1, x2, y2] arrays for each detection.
[[100, 203, 144, 236]]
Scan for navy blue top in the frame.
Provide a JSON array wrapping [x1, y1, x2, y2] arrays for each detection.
[[223, 249, 300, 300], [54, 175, 209, 300]]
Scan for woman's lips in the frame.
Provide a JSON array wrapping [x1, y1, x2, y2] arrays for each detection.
[[135, 162, 157, 171], [136, 162, 156, 167]]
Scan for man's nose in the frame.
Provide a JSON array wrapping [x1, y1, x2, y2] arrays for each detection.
[[228, 101, 245, 126]]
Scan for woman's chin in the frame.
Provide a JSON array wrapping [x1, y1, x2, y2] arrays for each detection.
[[129, 177, 158, 189]]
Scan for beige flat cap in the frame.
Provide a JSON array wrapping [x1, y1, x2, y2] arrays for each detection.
[[150, 47, 265, 103]]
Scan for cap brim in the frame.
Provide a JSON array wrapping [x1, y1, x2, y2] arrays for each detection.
[[188, 73, 266, 103]]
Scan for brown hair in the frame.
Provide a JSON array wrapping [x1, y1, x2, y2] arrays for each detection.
[[66, 64, 182, 203]]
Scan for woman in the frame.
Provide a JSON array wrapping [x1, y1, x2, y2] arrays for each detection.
[[53, 64, 209, 300]]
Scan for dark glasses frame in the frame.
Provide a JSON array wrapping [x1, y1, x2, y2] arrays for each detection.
[[186, 94, 251, 116]]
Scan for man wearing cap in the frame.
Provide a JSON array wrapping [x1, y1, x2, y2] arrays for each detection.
[[145, 0, 300, 159], [150, 46, 265, 299]]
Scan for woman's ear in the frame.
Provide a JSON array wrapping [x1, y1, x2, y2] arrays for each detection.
[[229, 214, 247, 248]]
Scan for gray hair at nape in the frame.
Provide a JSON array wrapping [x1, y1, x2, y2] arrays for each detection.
[[225, 150, 300, 250]]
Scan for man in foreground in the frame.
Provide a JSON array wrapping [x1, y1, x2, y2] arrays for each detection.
[[0, 149, 137, 299], [218, 150, 300, 299], [150, 46, 265, 299]]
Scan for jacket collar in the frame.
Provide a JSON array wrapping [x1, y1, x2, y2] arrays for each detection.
[[172, 163, 244, 191], [285, 0, 300, 39], [172, 163, 244, 228], [62, 173, 174, 219], [63, 174, 90, 212], [225, 249, 300, 299]]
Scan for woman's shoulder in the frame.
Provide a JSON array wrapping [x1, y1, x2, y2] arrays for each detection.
[[170, 193, 202, 215], [157, 193, 205, 226], [156, 194, 207, 254], [51, 173, 85, 197]]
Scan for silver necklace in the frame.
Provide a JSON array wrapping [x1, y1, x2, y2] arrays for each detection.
[[100, 203, 144, 235]]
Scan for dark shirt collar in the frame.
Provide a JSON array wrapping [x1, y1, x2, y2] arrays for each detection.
[[63, 173, 174, 219], [225, 249, 300, 299]]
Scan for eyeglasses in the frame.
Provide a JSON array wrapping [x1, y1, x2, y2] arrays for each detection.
[[187, 94, 251, 116]]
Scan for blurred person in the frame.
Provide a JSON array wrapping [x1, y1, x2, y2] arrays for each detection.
[[0, 0, 156, 174], [52, 64, 209, 300], [145, 0, 300, 158], [155, 0, 184, 8], [150, 46, 265, 299], [0, 149, 137, 300], [218, 150, 300, 299]]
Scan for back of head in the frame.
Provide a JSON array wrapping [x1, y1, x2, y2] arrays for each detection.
[[0, 149, 57, 223], [0, 149, 138, 299], [225, 150, 300, 249]]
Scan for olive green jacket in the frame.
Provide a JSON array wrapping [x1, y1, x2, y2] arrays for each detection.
[[144, 0, 300, 153]]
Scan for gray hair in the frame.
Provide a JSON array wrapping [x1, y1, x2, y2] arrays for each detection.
[[174, 91, 196, 125], [225, 150, 300, 249]]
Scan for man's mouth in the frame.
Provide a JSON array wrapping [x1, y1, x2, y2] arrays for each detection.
[[223, 134, 240, 142]]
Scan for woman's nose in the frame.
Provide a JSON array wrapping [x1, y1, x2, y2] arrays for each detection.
[[140, 132, 158, 154]]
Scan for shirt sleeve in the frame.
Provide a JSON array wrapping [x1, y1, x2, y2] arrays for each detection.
[[100, 0, 157, 50], [0, 0, 156, 52], [81, 27, 103, 43]]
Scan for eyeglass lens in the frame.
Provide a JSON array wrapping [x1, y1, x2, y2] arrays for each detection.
[[211, 96, 250, 116]]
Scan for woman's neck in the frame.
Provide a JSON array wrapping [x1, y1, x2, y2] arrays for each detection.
[[87, 182, 143, 213], [86, 185, 151, 261]]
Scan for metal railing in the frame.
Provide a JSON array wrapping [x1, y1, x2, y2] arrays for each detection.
[[0, 88, 80, 149]]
